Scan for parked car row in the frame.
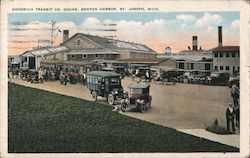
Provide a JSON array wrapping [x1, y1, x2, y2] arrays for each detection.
[[131, 66, 237, 86]]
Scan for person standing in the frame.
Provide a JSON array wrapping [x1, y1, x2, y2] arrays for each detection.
[[38, 68, 43, 83], [83, 72, 86, 85], [64, 73, 69, 86], [231, 84, 239, 107], [235, 105, 240, 129], [226, 103, 235, 133], [60, 71, 64, 84]]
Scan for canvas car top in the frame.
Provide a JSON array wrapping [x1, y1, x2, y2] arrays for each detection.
[[128, 83, 150, 89], [86, 71, 121, 77]]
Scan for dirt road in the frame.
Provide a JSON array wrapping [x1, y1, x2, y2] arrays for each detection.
[[9, 77, 233, 129]]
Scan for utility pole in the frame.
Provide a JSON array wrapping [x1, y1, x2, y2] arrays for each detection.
[[50, 20, 56, 46]]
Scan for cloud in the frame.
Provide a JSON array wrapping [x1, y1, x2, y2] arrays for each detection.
[[195, 13, 222, 28], [8, 14, 240, 55], [230, 20, 240, 29], [176, 14, 197, 23]]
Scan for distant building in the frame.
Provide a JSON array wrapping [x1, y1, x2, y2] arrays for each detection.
[[211, 46, 240, 74], [175, 58, 213, 73], [20, 31, 157, 69], [157, 50, 213, 61], [165, 46, 171, 55]]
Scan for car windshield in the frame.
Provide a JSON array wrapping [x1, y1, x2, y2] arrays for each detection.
[[211, 73, 219, 77], [110, 77, 120, 85], [130, 88, 142, 94]]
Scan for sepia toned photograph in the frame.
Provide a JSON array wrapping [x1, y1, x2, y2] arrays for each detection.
[[1, 0, 249, 158]]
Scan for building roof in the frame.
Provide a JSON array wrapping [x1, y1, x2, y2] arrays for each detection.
[[20, 46, 70, 57], [61, 33, 157, 54], [86, 71, 121, 77], [40, 60, 96, 66], [94, 59, 128, 64], [123, 58, 170, 64], [210, 46, 239, 52], [67, 49, 119, 55], [128, 83, 150, 89]]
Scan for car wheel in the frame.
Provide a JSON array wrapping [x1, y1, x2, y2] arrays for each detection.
[[146, 103, 150, 109], [172, 78, 176, 85], [140, 103, 146, 113], [91, 91, 97, 102], [107, 94, 115, 105], [163, 78, 168, 85], [121, 103, 127, 112], [183, 78, 188, 84]]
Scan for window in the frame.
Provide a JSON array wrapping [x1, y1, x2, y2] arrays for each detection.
[[179, 63, 184, 69], [205, 63, 211, 70], [130, 88, 142, 94], [219, 53, 223, 58], [231, 52, 235, 57], [77, 39, 81, 46], [83, 54, 87, 58], [191, 63, 194, 70], [110, 77, 120, 85], [226, 53, 230, 57], [220, 66, 223, 70], [95, 54, 99, 58], [214, 66, 218, 71], [214, 53, 218, 58], [226, 66, 230, 70]]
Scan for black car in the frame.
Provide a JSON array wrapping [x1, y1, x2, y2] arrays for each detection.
[[207, 71, 230, 85], [121, 83, 152, 113], [86, 71, 124, 105], [27, 70, 39, 83], [153, 67, 182, 85]]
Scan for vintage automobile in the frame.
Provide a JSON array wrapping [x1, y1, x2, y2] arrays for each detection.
[[101, 67, 125, 79], [207, 71, 230, 85], [86, 71, 124, 105], [121, 83, 152, 113], [20, 67, 29, 80], [228, 74, 239, 87], [153, 67, 182, 85], [27, 70, 39, 83], [131, 67, 151, 82]]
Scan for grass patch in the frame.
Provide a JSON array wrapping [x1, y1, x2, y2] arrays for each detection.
[[205, 119, 231, 135], [8, 83, 239, 153]]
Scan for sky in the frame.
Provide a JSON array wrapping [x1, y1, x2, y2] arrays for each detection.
[[8, 12, 240, 55]]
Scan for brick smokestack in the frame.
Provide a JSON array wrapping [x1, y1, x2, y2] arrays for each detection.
[[63, 30, 69, 43], [192, 36, 198, 51], [218, 26, 222, 47]]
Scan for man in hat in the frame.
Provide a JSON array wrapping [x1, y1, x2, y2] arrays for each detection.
[[226, 103, 235, 133]]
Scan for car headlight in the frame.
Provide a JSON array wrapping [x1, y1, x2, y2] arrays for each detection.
[[140, 100, 144, 104], [115, 91, 118, 94], [125, 98, 129, 103], [137, 99, 140, 103]]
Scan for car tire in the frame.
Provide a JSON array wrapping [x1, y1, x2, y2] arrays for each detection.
[[140, 103, 146, 113], [107, 94, 115, 105], [91, 91, 97, 102], [146, 103, 151, 109], [183, 78, 188, 84], [121, 103, 127, 112], [172, 78, 176, 85], [163, 78, 168, 85]]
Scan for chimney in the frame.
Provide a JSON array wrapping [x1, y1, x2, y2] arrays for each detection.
[[192, 36, 198, 51], [218, 26, 222, 47], [63, 30, 69, 43]]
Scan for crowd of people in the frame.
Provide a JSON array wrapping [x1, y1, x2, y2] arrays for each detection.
[[226, 83, 240, 134]]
